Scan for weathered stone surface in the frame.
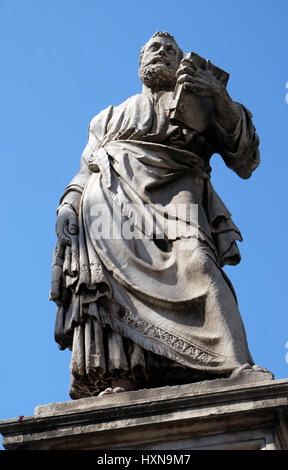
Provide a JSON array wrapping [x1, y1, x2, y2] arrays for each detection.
[[1, 377, 287, 450], [50, 31, 263, 399]]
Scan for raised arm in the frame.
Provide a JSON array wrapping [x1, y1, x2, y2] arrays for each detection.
[[176, 57, 260, 179]]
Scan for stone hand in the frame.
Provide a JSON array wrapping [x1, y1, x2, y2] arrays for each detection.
[[176, 57, 240, 131], [56, 204, 79, 247], [176, 57, 225, 100]]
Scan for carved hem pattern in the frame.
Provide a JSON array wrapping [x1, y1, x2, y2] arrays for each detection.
[[114, 308, 217, 365]]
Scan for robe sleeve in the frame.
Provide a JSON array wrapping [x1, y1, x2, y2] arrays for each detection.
[[51, 120, 102, 303], [212, 103, 260, 179], [58, 105, 115, 214], [202, 103, 260, 268], [57, 122, 101, 214]]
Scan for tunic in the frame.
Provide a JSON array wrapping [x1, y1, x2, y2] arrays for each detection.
[[52, 91, 260, 398]]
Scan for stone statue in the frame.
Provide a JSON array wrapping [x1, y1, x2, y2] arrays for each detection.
[[51, 32, 271, 399]]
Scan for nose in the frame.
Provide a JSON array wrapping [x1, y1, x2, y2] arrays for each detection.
[[158, 46, 166, 56]]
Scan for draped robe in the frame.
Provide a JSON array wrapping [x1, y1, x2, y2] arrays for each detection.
[[52, 90, 260, 398]]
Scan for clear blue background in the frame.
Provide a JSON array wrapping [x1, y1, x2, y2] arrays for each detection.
[[0, 0, 287, 437]]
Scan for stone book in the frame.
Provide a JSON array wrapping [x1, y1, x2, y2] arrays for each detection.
[[169, 51, 229, 132]]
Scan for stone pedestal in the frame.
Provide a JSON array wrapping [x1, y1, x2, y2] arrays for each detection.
[[1, 377, 288, 450]]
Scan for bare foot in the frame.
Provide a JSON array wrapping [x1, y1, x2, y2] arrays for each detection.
[[98, 387, 114, 397], [113, 387, 126, 393], [98, 386, 126, 397], [230, 363, 274, 379], [251, 365, 272, 374]]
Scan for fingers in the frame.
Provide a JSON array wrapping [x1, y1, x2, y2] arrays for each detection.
[[177, 68, 221, 98], [56, 208, 79, 244], [56, 217, 71, 244], [177, 73, 198, 84], [177, 58, 222, 98], [176, 65, 196, 78], [182, 82, 209, 96], [177, 74, 214, 96], [183, 79, 217, 97], [56, 225, 70, 245], [50, 265, 62, 300], [66, 209, 79, 236], [67, 222, 79, 236], [176, 65, 204, 81], [180, 57, 198, 70], [53, 241, 65, 264], [176, 61, 209, 93]]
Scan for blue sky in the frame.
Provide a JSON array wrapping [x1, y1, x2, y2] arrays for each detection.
[[0, 0, 288, 436]]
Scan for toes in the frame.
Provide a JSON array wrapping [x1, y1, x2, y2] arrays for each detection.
[[230, 363, 252, 378], [98, 386, 127, 397], [252, 365, 273, 375], [113, 387, 126, 393], [98, 387, 114, 397]]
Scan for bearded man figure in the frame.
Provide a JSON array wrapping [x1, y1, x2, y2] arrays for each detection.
[[51, 32, 271, 399]]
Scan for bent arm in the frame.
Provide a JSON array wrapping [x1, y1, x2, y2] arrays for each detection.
[[58, 126, 100, 214], [213, 102, 260, 180], [175, 59, 260, 179], [58, 151, 92, 214]]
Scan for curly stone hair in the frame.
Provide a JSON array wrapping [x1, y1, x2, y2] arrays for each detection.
[[139, 31, 183, 65]]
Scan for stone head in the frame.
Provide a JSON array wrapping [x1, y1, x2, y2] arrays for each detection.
[[138, 32, 183, 90]]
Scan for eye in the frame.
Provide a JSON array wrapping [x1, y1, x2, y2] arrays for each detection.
[[148, 44, 159, 52], [167, 46, 176, 55]]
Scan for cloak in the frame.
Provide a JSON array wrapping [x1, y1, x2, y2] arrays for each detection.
[[52, 91, 260, 398]]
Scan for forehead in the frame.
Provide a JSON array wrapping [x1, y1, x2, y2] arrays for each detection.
[[146, 36, 177, 50]]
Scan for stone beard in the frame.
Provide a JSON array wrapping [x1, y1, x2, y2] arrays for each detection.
[[138, 62, 177, 89]]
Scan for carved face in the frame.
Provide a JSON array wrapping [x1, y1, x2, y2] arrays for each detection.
[[139, 35, 181, 90], [140, 36, 181, 69]]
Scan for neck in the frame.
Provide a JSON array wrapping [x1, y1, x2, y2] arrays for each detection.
[[142, 83, 174, 97]]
